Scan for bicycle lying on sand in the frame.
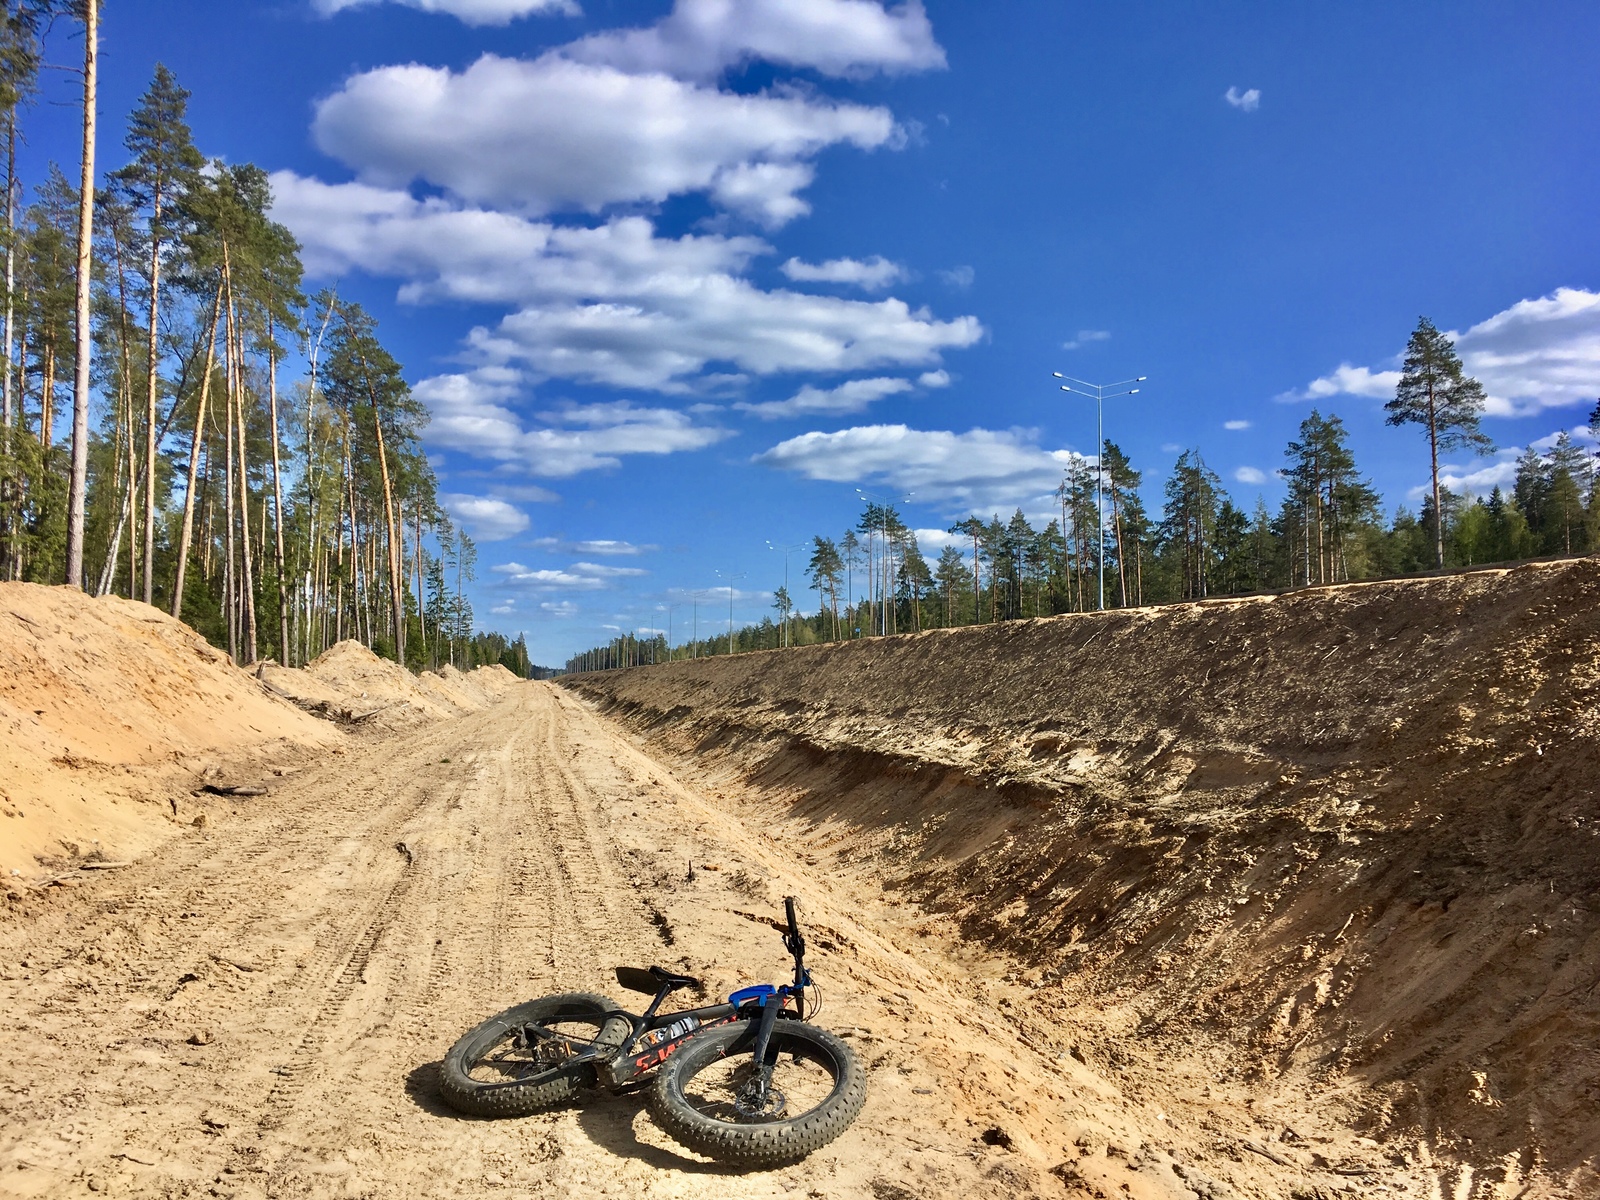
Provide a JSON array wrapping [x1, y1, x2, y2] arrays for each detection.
[[438, 897, 867, 1167]]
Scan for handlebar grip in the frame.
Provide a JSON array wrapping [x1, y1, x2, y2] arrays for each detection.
[[785, 895, 799, 936]]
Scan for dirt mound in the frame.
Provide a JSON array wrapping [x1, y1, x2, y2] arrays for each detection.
[[264, 641, 520, 728], [564, 558, 1600, 1195], [0, 583, 340, 883]]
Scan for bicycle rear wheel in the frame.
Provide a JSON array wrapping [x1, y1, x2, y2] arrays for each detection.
[[439, 992, 631, 1118], [649, 1020, 866, 1166]]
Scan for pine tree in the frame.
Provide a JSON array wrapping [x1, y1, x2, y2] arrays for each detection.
[[1385, 317, 1493, 568], [113, 64, 202, 604]]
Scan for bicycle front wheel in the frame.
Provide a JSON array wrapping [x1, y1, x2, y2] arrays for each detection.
[[649, 1020, 866, 1166]]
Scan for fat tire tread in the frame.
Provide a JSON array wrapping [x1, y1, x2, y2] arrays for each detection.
[[649, 1021, 866, 1166], [439, 992, 631, 1117]]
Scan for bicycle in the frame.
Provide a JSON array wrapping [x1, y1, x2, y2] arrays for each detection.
[[437, 897, 868, 1167]]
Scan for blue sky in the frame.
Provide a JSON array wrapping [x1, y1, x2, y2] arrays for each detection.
[[25, 1, 1600, 663]]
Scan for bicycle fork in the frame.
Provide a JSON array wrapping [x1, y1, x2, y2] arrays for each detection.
[[741, 994, 783, 1113]]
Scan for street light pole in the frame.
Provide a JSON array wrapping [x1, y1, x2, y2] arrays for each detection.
[[855, 487, 913, 636], [1051, 373, 1146, 611], [715, 571, 745, 655], [767, 540, 804, 647]]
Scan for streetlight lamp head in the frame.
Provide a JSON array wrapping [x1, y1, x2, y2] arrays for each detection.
[[1136, 376, 1148, 382], [1052, 372, 1064, 378], [1060, 385, 1071, 392], [1129, 389, 1140, 395]]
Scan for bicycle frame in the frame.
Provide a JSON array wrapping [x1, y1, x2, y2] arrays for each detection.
[[526, 896, 815, 1092]]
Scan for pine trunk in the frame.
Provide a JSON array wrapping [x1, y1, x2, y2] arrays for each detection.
[[170, 284, 222, 619], [65, 0, 98, 589]]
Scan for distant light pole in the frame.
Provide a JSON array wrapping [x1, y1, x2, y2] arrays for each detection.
[[715, 571, 745, 655], [767, 540, 804, 647], [855, 487, 913, 635], [1051, 373, 1146, 611]]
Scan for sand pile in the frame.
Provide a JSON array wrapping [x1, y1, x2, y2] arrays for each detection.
[[0, 583, 341, 880], [259, 642, 521, 729], [564, 558, 1600, 1186]]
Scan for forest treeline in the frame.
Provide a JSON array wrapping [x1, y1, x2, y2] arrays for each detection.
[[0, 8, 527, 675], [564, 397, 1600, 672]]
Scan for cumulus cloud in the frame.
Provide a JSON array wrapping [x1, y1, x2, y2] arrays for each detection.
[[735, 376, 913, 419], [1427, 426, 1599, 500], [1224, 86, 1260, 112], [417, 370, 731, 475], [1061, 329, 1110, 351], [271, 176, 767, 306], [312, 54, 895, 223], [565, 0, 946, 81], [313, 0, 577, 24], [439, 493, 531, 540], [1286, 288, 1600, 416], [1233, 466, 1270, 485], [492, 559, 648, 590], [756, 424, 1085, 511], [780, 255, 904, 289], [1224, 419, 1251, 431], [273, 178, 982, 393], [529, 537, 656, 555], [917, 369, 950, 388], [468, 282, 982, 392]]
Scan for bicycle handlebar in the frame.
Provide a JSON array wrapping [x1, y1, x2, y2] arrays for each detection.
[[782, 895, 807, 1020]]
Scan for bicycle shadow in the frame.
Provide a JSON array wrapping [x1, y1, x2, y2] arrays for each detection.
[[403, 1058, 740, 1175], [403, 1060, 476, 1121], [574, 1090, 743, 1175]]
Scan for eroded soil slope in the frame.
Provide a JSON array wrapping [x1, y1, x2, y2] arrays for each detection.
[[564, 558, 1600, 1196]]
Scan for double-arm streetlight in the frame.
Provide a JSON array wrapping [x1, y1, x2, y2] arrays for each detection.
[[1051, 373, 1146, 611], [854, 487, 913, 635], [766, 541, 805, 648], [714, 570, 745, 655]]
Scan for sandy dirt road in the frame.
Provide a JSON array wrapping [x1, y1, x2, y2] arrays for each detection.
[[0, 683, 1191, 1200]]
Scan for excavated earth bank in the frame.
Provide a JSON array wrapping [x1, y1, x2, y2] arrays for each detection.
[[564, 558, 1600, 1197]]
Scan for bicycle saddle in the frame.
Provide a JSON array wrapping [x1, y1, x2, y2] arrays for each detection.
[[616, 965, 702, 995]]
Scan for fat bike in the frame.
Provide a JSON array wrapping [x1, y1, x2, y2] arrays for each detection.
[[438, 897, 866, 1167]]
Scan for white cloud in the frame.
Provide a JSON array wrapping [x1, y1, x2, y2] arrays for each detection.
[[418, 371, 730, 475], [539, 600, 579, 616], [439, 493, 531, 540], [529, 537, 655, 555], [312, 54, 896, 224], [735, 376, 913, 419], [1233, 466, 1269, 485], [1061, 329, 1110, 351], [1426, 426, 1598, 500], [1286, 288, 1600, 416], [1286, 363, 1401, 403], [469, 281, 982, 392], [756, 424, 1085, 511], [938, 265, 974, 289], [274, 178, 982, 393], [780, 255, 904, 289], [565, 0, 946, 81], [1224, 419, 1251, 431], [917, 369, 950, 388], [913, 526, 959, 550], [271, 175, 768, 307], [1224, 86, 1261, 112], [492, 559, 647, 590], [313, 0, 577, 24]]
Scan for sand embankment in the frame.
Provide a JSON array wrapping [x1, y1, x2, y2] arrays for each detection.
[[1, 582, 518, 886], [564, 558, 1600, 1187]]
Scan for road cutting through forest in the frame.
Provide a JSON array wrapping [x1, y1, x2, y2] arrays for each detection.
[[0, 681, 1199, 1200], [7, 557, 1598, 1199]]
